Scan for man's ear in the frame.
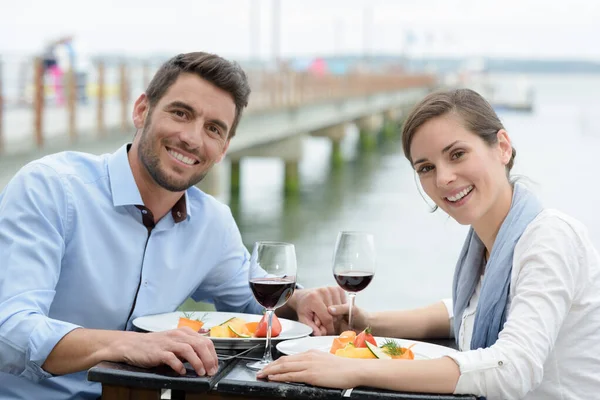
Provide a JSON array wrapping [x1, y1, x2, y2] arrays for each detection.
[[496, 129, 513, 166], [132, 94, 150, 129]]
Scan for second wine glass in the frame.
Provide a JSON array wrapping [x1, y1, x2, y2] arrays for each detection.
[[332, 231, 376, 331], [247, 241, 297, 371]]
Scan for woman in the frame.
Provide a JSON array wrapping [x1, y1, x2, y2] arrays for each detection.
[[257, 89, 600, 399]]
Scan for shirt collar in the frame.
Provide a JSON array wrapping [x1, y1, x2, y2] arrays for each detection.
[[108, 143, 191, 223]]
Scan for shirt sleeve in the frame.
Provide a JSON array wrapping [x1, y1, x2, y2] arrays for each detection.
[[441, 298, 455, 339], [447, 216, 580, 400], [190, 211, 263, 315], [0, 163, 81, 382]]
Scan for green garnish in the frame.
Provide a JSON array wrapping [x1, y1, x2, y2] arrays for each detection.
[[182, 312, 207, 322], [380, 339, 405, 356]]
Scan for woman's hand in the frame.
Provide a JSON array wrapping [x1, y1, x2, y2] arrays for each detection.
[[256, 350, 362, 389], [328, 303, 372, 333], [284, 286, 347, 335]]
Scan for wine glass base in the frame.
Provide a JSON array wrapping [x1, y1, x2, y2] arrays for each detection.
[[246, 359, 271, 371]]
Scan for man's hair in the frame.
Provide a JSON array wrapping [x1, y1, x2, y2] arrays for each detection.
[[145, 52, 251, 138]]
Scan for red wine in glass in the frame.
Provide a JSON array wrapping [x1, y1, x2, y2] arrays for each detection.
[[250, 277, 295, 309], [332, 231, 376, 331], [247, 241, 297, 371], [333, 271, 374, 293]]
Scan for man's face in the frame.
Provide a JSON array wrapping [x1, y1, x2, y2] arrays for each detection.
[[132, 73, 235, 192]]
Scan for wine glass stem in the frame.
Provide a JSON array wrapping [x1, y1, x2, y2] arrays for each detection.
[[347, 292, 356, 331], [260, 309, 275, 364]]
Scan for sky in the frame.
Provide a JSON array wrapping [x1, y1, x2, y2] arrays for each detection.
[[1, 0, 600, 61]]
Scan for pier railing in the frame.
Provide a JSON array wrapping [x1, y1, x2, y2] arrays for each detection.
[[0, 54, 437, 155]]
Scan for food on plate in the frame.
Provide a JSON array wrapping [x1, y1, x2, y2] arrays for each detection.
[[207, 314, 282, 338], [329, 330, 356, 354], [353, 326, 377, 348], [177, 312, 207, 332], [379, 339, 416, 359], [254, 313, 282, 338], [329, 327, 416, 360]]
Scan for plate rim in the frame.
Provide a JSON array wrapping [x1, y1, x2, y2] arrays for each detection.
[[132, 310, 313, 348]]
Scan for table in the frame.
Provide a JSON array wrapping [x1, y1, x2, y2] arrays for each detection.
[[88, 339, 476, 400]]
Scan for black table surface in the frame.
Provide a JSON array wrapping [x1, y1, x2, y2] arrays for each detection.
[[88, 338, 477, 399]]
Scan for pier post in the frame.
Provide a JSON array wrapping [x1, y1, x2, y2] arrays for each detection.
[[382, 109, 400, 139], [331, 139, 344, 168], [33, 57, 44, 148], [97, 61, 106, 136], [356, 115, 383, 150], [67, 68, 77, 142], [119, 62, 129, 132], [230, 159, 241, 197], [196, 163, 224, 199], [228, 134, 304, 196], [284, 161, 299, 194], [142, 61, 151, 89], [310, 124, 347, 168]]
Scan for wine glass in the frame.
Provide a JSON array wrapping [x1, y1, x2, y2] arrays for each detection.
[[332, 231, 376, 331], [247, 241, 297, 370]]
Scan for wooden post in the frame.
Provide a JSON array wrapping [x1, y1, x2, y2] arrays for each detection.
[[33, 57, 44, 148], [67, 68, 77, 142], [119, 62, 129, 132], [96, 61, 105, 135], [0, 57, 4, 154]]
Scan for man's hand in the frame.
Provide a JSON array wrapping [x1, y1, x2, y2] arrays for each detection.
[[119, 328, 219, 376], [42, 327, 220, 377], [285, 286, 346, 335]]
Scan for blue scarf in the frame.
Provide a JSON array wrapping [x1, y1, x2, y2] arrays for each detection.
[[452, 183, 543, 350]]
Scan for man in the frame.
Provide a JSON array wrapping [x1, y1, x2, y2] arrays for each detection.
[[0, 52, 344, 399]]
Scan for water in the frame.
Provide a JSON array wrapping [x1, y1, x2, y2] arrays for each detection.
[[232, 73, 600, 312]]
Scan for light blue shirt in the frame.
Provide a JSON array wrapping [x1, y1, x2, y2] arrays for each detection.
[[0, 144, 263, 399]]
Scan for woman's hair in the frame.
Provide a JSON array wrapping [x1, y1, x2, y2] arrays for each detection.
[[401, 88, 516, 173]]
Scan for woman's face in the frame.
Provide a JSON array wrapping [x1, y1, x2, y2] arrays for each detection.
[[409, 113, 513, 226]]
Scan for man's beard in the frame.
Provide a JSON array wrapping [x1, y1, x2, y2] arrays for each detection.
[[137, 119, 209, 192]]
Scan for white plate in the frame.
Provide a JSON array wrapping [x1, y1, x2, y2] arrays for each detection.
[[276, 336, 457, 360], [132, 311, 313, 349]]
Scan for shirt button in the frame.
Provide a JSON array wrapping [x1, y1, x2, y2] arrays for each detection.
[[498, 361, 504, 366], [142, 210, 148, 215], [177, 211, 182, 218]]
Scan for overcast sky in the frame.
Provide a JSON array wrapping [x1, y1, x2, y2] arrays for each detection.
[[1, 0, 599, 60]]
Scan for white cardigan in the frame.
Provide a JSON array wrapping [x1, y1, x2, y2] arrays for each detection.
[[442, 209, 600, 400]]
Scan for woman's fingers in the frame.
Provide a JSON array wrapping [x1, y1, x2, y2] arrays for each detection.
[[328, 303, 350, 316], [264, 371, 309, 384]]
